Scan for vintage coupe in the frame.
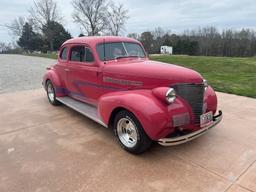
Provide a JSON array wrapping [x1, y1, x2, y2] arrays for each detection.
[[43, 36, 222, 154]]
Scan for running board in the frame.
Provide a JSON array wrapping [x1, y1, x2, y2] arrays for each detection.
[[56, 97, 107, 127]]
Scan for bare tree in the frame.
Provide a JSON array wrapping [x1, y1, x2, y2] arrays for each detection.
[[29, 0, 62, 30], [29, 0, 64, 51], [107, 3, 128, 36], [153, 27, 165, 40], [127, 33, 139, 40], [0, 42, 12, 53], [5, 17, 26, 37], [72, 0, 109, 36]]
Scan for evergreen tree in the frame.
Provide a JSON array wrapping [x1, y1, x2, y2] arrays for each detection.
[[140, 32, 154, 54], [17, 23, 42, 52], [42, 21, 72, 51]]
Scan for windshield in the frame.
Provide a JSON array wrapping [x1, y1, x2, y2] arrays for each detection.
[[96, 42, 146, 61]]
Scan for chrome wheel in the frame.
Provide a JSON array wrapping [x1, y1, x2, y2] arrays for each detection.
[[47, 82, 55, 102], [117, 117, 138, 148]]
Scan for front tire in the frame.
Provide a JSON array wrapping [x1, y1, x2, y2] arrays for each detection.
[[114, 110, 152, 154], [46, 80, 60, 106]]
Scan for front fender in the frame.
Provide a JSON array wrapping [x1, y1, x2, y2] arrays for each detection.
[[98, 90, 188, 140], [204, 86, 217, 114]]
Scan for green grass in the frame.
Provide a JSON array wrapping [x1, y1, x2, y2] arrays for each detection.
[[150, 55, 256, 98]]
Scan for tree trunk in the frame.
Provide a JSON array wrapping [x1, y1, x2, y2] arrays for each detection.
[[50, 40, 54, 52]]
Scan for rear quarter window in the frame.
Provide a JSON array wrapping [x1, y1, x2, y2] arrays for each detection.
[[69, 46, 94, 63], [85, 47, 94, 62], [60, 47, 68, 60], [70, 46, 84, 62]]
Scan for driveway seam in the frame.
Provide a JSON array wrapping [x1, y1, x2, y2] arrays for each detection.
[[234, 159, 256, 192], [174, 153, 231, 182], [178, 155, 256, 192], [223, 184, 255, 192], [237, 184, 256, 192], [235, 159, 256, 182], [223, 183, 234, 192], [177, 153, 256, 192]]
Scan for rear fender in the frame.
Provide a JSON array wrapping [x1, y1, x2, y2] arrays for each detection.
[[43, 69, 64, 97]]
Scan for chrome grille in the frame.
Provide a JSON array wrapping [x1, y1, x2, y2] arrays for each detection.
[[172, 83, 204, 124]]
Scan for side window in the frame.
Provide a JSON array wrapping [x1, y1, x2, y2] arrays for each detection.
[[70, 46, 85, 62], [60, 47, 68, 60], [85, 48, 94, 62]]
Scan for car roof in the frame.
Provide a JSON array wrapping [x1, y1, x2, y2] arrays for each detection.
[[62, 36, 140, 47]]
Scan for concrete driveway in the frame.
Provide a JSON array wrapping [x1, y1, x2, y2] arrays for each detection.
[[0, 55, 256, 192], [0, 89, 256, 192]]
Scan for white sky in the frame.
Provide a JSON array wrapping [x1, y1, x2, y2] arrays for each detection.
[[0, 0, 256, 43]]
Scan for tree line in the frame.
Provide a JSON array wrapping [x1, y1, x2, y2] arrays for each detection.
[[4, 0, 128, 53], [2, 0, 256, 57], [129, 27, 256, 57]]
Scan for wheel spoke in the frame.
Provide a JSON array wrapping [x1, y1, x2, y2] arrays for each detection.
[[130, 130, 137, 141], [117, 118, 138, 148], [47, 83, 55, 102]]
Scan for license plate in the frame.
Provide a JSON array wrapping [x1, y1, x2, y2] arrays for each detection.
[[200, 111, 213, 127]]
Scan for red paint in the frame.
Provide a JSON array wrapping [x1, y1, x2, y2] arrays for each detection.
[[43, 36, 219, 141]]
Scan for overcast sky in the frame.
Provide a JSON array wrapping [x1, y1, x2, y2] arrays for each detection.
[[0, 0, 255, 43]]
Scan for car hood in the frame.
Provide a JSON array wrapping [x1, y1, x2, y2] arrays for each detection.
[[103, 60, 203, 86]]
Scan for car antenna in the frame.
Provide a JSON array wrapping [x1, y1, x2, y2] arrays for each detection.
[[103, 38, 106, 64]]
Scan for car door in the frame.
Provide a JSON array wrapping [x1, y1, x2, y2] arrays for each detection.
[[54, 46, 69, 94], [67, 45, 101, 105]]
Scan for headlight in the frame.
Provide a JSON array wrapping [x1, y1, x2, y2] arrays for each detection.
[[203, 79, 208, 90], [166, 88, 176, 104]]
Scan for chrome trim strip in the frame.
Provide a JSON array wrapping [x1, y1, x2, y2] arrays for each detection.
[[158, 111, 223, 146]]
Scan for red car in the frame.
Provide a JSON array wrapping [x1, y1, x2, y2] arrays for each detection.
[[43, 36, 222, 154]]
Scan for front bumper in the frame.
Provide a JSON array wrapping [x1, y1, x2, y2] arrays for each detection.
[[158, 110, 223, 146]]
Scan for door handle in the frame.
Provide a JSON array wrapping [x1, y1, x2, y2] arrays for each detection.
[[64, 68, 70, 72]]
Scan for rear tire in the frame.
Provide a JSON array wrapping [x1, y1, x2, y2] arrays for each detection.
[[113, 110, 152, 154], [46, 80, 61, 106]]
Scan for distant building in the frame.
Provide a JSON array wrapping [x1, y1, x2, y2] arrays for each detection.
[[160, 46, 173, 55]]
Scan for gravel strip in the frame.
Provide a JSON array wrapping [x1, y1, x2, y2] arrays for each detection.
[[0, 54, 56, 94]]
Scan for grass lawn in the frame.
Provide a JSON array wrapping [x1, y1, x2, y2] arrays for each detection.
[[150, 55, 256, 98]]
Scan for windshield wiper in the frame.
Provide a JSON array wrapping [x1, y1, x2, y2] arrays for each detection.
[[114, 55, 143, 60], [114, 55, 129, 59], [128, 55, 141, 58]]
